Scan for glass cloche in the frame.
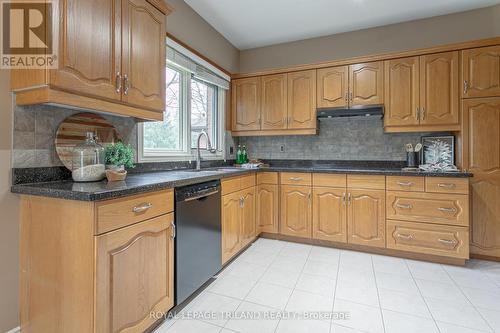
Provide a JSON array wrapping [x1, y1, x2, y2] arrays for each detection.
[[71, 132, 105, 182]]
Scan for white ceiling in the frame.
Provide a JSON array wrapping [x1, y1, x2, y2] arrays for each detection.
[[184, 0, 500, 50]]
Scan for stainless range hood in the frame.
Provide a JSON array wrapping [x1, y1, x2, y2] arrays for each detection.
[[317, 104, 384, 119]]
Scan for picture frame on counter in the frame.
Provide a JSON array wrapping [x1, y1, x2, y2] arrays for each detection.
[[421, 135, 455, 166]]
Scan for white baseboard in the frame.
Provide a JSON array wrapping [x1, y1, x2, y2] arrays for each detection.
[[5, 327, 20, 333]]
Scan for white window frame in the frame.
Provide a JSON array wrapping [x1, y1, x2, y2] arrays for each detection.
[[138, 63, 226, 162]]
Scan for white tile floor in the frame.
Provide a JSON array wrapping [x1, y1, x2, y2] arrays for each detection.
[[155, 238, 500, 333]]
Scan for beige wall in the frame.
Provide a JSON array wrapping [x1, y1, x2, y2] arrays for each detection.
[[167, 0, 240, 73], [239, 4, 500, 73], [0, 70, 19, 333]]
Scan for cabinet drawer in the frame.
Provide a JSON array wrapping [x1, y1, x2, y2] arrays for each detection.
[[257, 172, 278, 185], [96, 189, 174, 234], [347, 175, 385, 190], [386, 176, 424, 192], [280, 172, 312, 186], [387, 220, 469, 259], [313, 173, 346, 188], [425, 177, 469, 194], [386, 191, 469, 226], [240, 174, 256, 189], [222, 174, 256, 195]]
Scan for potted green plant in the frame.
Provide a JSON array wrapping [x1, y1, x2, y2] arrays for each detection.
[[104, 142, 135, 181]]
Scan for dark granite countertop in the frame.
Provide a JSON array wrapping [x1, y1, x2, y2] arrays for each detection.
[[11, 163, 471, 202]]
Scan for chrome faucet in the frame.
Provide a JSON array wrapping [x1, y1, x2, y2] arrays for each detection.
[[196, 130, 217, 170]]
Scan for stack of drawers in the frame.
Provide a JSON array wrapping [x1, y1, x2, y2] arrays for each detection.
[[386, 176, 470, 259]]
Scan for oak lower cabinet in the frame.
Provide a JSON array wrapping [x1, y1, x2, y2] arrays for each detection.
[[347, 189, 386, 248], [280, 185, 312, 238], [19, 190, 175, 333], [312, 187, 347, 242], [257, 184, 279, 233], [222, 191, 244, 263], [240, 187, 257, 247]]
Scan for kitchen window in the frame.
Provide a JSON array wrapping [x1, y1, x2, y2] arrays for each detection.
[[139, 39, 229, 161]]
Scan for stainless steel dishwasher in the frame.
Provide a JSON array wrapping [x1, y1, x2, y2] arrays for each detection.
[[174, 180, 221, 305]]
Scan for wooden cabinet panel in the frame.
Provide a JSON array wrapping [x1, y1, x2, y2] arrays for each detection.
[[462, 45, 500, 98], [317, 66, 348, 108], [347, 189, 385, 248], [280, 172, 312, 186], [241, 188, 256, 246], [419, 52, 459, 126], [425, 177, 469, 195], [386, 176, 425, 192], [349, 62, 384, 106], [312, 188, 347, 242], [222, 192, 242, 264], [232, 77, 261, 131], [280, 185, 312, 238], [347, 175, 386, 190], [257, 184, 279, 234], [122, 0, 166, 111], [257, 172, 279, 185], [387, 220, 469, 259], [50, 0, 121, 101], [313, 173, 347, 188], [287, 70, 317, 129], [384, 57, 420, 127], [222, 174, 256, 195], [261, 74, 287, 130], [95, 214, 174, 333], [386, 191, 469, 227], [463, 98, 500, 258]]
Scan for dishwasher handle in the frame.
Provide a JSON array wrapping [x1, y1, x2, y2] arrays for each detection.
[[183, 189, 219, 202]]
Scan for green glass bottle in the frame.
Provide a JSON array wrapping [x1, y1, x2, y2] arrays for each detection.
[[236, 145, 242, 164], [242, 145, 248, 163]]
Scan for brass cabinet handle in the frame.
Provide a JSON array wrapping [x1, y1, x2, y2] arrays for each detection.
[[171, 221, 176, 239], [349, 92, 353, 102], [342, 192, 346, 205], [463, 80, 468, 94], [416, 107, 420, 120], [396, 203, 413, 209], [308, 192, 311, 201], [438, 183, 456, 188], [239, 196, 244, 208], [397, 181, 414, 187], [132, 202, 153, 213], [438, 207, 457, 213], [397, 233, 414, 240], [345, 92, 349, 102], [421, 107, 426, 120], [123, 74, 130, 95], [289, 177, 303, 181], [115, 72, 122, 93], [438, 238, 456, 245], [348, 193, 352, 205]]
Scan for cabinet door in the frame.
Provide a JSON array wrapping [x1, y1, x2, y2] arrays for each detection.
[[349, 62, 384, 106], [50, 0, 121, 101], [280, 185, 312, 238], [261, 74, 287, 130], [312, 187, 347, 243], [317, 66, 348, 108], [232, 77, 262, 131], [95, 214, 174, 333], [347, 189, 386, 248], [257, 184, 279, 234], [462, 46, 500, 98], [384, 57, 420, 127], [240, 188, 256, 247], [122, 0, 166, 111], [222, 192, 242, 264], [287, 70, 317, 129], [463, 98, 500, 258], [419, 52, 459, 126]]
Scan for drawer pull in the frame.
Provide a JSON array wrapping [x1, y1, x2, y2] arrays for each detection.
[[438, 183, 456, 189], [397, 181, 414, 187], [397, 233, 414, 240], [132, 202, 153, 213], [289, 177, 303, 181], [171, 221, 176, 239], [396, 203, 413, 210], [438, 207, 457, 213], [438, 238, 457, 245]]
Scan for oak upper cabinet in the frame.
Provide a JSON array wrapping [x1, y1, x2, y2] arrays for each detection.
[[11, 0, 171, 121], [347, 189, 386, 248], [384, 57, 420, 127], [312, 187, 347, 243], [317, 66, 349, 108], [222, 191, 243, 264], [261, 74, 288, 130], [95, 214, 174, 333], [463, 98, 500, 258], [232, 77, 262, 131], [240, 187, 256, 247], [121, 0, 166, 111], [50, 0, 120, 102], [280, 185, 312, 238], [287, 70, 317, 129], [462, 45, 500, 98], [419, 51, 459, 126], [349, 62, 384, 106], [257, 184, 279, 234]]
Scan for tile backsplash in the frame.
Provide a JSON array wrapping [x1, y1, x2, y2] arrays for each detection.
[[238, 117, 432, 161]]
